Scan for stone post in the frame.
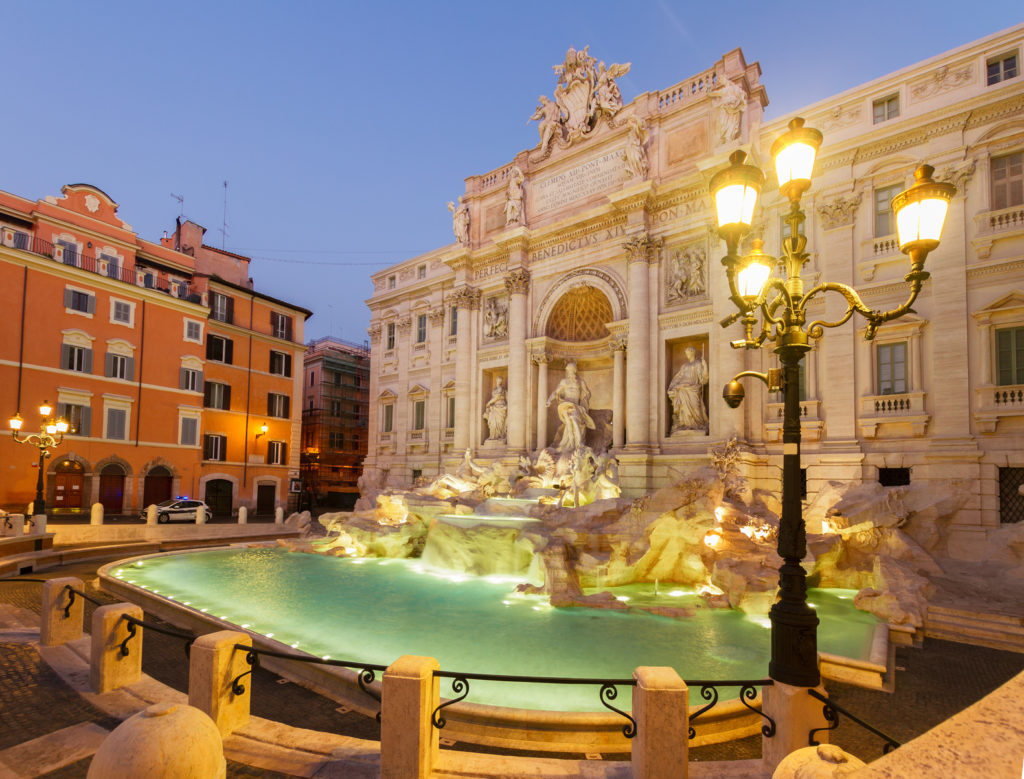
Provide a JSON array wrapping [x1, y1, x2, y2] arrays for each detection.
[[30, 514, 46, 535], [237, 506, 247, 524], [188, 630, 252, 737], [612, 339, 627, 448], [761, 682, 830, 774], [533, 353, 550, 450], [196, 504, 207, 525], [381, 655, 439, 779], [274, 506, 283, 524], [40, 576, 84, 646], [505, 268, 531, 452], [146, 504, 158, 525], [631, 666, 689, 779], [624, 234, 659, 447], [2, 513, 24, 537], [91, 603, 144, 693], [90, 503, 104, 525]]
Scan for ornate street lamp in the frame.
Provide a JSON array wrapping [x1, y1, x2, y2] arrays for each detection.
[[9, 402, 69, 517], [711, 118, 955, 687]]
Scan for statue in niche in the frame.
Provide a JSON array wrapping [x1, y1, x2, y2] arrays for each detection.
[[712, 78, 745, 145], [483, 377, 508, 441], [666, 246, 707, 304], [504, 166, 524, 226], [623, 116, 649, 180], [483, 297, 508, 339], [447, 197, 470, 245], [546, 361, 595, 452], [668, 346, 709, 433], [531, 96, 563, 157]]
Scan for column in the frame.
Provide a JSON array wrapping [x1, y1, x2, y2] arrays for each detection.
[[505, 269, 531, 452], [623, 234, 660, 447], [533, 352, 551, 451], [428, 307, 446, 464], [611, 339, 626, 448], [451, 286, 479, 452], [394, 315, 413, 469]]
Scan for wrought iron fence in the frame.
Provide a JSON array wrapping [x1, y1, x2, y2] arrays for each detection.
[[118, 613, 197, 658], [686, 679, 776, 739], [808, 689, 900, 753]]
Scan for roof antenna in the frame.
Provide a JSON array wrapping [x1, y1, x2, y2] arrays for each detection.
[[170, 192, 184, 219], [219, 180, 229, 250]]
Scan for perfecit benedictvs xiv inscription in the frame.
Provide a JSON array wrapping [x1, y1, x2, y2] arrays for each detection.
[[531, 150, 629, 214], [529, 225, 626, 262]]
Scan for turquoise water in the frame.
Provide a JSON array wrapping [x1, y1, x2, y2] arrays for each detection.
[[111, 547, 878, 711]]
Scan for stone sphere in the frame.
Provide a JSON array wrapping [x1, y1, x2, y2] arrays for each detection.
[[87, 703, 226, 779], [772, 744, 867, 778]]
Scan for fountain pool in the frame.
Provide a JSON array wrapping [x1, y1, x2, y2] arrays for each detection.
[[104, 546, 880, 711]]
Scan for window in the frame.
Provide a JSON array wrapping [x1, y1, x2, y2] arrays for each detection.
[[269, 350, 292, 377], [112, 301, 132, 325], [1000, 468, 1024, 524], [101, 254, 120, 280], [416, 313, 427, 343], [58, 240, 78, 265], [413, 399, 425, 430], [417, 264, 426, 279], [61, 344, 92, 373], [12, 230, 29, 250], [988, 52, 1018, 86], [877, 341, 907, 395], [271, 312, 294, 340], [57, 403, 90, 436], [268, 392, 291, 418], [204, 434, 226, 461], [105, 408, 127, 440], [991, 152, 1023, 211], [329, 431, 344, 449], [874, 184, 902, 237], [105, 353, 134, 381], [872, 94, 899, 124], [333, 371, 342, 387], [388, 275, 396, 289], [179, 416, 199, 447], [206, 334, 233, 364], [64, 289, 95, 315], [310, 371, 315, 387], [204, 382, 231, 410], [184, 320, 202, 342], [447, 396, 456, 428], [412, 469, 422, 482], [383, 404, 394, 433], [180, 367, 202, 392], [210, 292, 233, 324], [267, 440, 287, 465], [878, 467, 911, 487], [386, 322, 396, 350], [996, 326, 1024, 385], [330, 400, 342, 416], [450, 306, 458, 336]]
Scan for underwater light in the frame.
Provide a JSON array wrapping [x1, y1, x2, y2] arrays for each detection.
[[669, 590, 686, 597]]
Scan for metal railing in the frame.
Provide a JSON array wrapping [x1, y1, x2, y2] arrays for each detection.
[[808, 688, 900, 754], [118, 613, 197, 658], [687, 679, 776, 739], [430, 671, 638, 737]]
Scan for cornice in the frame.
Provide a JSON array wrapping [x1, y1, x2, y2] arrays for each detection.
[[966, 257, 1024, 281]]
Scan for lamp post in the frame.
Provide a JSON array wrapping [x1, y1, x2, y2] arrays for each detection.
[[711, 118, 955, 687], [9, 402, 70, 518]]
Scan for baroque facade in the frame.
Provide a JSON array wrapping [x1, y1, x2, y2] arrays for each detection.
[[365, 27, 1024, 560]]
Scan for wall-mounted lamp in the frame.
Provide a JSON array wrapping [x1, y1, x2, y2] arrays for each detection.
[[255, 423, 268, 440]]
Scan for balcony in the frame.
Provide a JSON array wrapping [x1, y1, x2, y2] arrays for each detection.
[[764, 400, 824, 442], [973, 204, 1024, 259], [1, 228, 194, 299], [974, 384, 1024, 433], [858, 391, 929, 438]]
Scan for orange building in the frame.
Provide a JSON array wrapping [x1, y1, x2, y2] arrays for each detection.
[[0, 184, 309, 517]]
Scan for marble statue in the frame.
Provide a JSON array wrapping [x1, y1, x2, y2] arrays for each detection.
[[591, 60, 629, 117], [713, 78, 745, 145], [447, 197, 470, 245], [668, 346, 709, 433], [623, 116, 649, 179], [483, 297, 508, 339], [531, 96, 563, 156], [546, 361, 595, 452], [666, 246, 706, 303], [483, 377, 508, 441], [504, 166, 524, 226]]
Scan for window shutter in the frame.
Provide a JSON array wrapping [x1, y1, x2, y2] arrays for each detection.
[[284, 396, 290, 418], [203, 383, 212, 406], [281, 443, 288, 464], [226, 297, 234, 324], [126, 357, 135, 381], [223, 385, 231, 411], [105, 353, 115, 378], [284, 353, 292, 377], [198, 371, 204, 391], [61, 344, 71, 370], [87, 295, 96, 314], [267, 392, 273, 416], [63, 289, 73, 308], [285, 317, 293, 341], [80, 407, 91, 437], [180, 368, 188, 390], [83, 349, 93, 374], [206, 335, 215, 360], [225, 339, 233, 364], [203, 435, 212, 460]]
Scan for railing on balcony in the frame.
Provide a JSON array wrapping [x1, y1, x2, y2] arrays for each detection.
[[764, 400, 823, 442], [975, 384, 1024, 433], [0, 228, 193, 299], [858, 391, 929, 437]]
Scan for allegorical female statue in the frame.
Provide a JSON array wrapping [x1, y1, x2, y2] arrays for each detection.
[[668, 346, 709, 433], [483, 377, 508, 441], [546, 361, 595, 451]]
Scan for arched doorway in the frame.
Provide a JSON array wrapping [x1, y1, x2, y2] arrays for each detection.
[[143, 466, 172, 507], [205, 479, 233, 518], [53, 459, 85, 510], [99, 463, 126, 514]]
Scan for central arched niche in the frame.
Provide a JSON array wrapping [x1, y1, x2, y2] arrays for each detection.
[[545, 284, 613, 341]]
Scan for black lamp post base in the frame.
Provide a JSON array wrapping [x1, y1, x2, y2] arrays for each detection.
[[768, 600, 820, 688]]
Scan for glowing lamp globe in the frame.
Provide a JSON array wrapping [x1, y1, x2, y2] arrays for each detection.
[[771, 118, 822, 202], [45, 423, 57, 435], [38, 401, 52, 417], [737, 239, 773, 299], [9, 414, 23, 431], [892, 165, 956, 257], [711, 150, 764, 239], [56, 419, 69, 434]]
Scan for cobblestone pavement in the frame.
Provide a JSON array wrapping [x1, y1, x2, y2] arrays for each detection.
[[3, 558, 1024, 775]]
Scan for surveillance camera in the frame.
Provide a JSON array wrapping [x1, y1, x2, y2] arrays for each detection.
[[722, 380, 745, 409]]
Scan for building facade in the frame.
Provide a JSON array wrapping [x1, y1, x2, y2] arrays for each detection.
[[365, 26, 1024, 561], [300, 336, 371, 509], [0, 186, 309, 516]]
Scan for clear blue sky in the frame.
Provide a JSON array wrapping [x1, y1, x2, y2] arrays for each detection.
[[3, 2, 1020, 342]]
